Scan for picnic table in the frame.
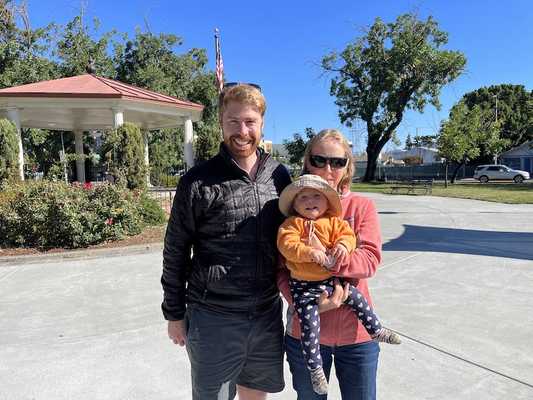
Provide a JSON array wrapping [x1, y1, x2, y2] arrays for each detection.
[[389, 179, 433, 195]]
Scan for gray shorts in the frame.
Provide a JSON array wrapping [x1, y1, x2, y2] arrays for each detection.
[[185, 298, 285, 400]]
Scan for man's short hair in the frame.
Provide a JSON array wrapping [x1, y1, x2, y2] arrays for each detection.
[[219, 84, 266, 120]]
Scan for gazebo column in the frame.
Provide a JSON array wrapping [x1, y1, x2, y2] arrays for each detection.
[[183, 117, 194, 169], [74, 130, 86, 183], [113, 108, 124, 128], [7, 108, 24, 181], [143, 129, 151, 187]]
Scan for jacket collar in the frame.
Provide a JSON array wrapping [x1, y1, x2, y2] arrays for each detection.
[[218, 142, 271, 179]]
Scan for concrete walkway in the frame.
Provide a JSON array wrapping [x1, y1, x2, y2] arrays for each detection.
[[1, 193, 532, 400]]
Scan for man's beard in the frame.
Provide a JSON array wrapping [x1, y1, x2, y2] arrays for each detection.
[[224, 134, 260, 159]]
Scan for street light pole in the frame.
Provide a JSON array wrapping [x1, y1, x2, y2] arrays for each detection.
[[493, 94, 499, 164]]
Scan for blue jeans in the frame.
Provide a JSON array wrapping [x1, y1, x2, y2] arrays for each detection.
[[285, 334, 379, 400]]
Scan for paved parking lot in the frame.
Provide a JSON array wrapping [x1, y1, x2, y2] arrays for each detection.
[[1, 193, 532, 399]]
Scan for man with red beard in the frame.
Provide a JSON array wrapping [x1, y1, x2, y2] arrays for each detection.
[[162, 84, 291, 400]]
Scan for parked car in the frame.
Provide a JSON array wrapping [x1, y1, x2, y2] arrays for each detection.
[[473, 164, 530, 183]]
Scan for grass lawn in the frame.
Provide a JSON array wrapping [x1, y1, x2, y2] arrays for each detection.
[[351, 182, 533, 204]]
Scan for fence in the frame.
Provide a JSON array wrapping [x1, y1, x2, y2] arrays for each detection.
[[148, 187, 175, 215], [354, 163, 476, 181]]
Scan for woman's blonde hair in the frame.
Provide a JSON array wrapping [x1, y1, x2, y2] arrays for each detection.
[[302, 129, 354, 192]]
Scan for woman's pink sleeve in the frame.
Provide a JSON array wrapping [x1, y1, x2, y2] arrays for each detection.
[[332, 199, 382, 279]]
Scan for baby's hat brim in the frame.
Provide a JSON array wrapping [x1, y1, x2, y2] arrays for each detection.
[[278, 174, 342, 217]]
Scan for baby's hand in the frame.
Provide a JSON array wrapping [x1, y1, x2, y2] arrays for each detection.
[[309, 249, 328, 266], [330, 243, 348, 263], [303, 221, 326, 251]]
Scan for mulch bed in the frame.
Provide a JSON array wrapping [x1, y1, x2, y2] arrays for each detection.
[[0, 225, 166, 257]]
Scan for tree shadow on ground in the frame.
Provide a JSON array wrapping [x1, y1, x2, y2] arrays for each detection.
[[383, 224, 533, 261]]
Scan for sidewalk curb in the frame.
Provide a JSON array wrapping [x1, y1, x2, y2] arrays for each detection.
[[0, 242, 164, 267]]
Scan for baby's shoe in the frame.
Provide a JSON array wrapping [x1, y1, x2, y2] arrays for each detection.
[[310, 367, 328, 395], [372, 328, 402, 344]]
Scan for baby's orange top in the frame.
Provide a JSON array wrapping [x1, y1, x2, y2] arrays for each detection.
[[277, 215, 356, 281]]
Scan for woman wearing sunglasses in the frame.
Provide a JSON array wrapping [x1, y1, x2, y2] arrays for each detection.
[[278, 129, 385, 399]]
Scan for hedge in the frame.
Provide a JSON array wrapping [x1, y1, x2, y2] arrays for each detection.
[[0, 181, 165, 249]]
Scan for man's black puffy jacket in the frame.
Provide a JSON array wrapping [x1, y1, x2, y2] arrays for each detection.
[[161, 144, 291, 320]]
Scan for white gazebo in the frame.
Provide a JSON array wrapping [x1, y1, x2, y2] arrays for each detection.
[[0, 74, 204, 182]]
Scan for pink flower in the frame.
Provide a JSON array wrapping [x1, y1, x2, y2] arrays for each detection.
[[83, 182, 93, 190], [105, 217, 114, 225]]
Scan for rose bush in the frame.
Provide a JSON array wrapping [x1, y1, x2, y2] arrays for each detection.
[[0, 181, 166, 249]]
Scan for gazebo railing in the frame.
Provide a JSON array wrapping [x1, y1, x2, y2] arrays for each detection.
[[148, 187, 175, 216]]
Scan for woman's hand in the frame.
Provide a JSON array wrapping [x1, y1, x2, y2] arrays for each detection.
[[317, 279, 350, 313]]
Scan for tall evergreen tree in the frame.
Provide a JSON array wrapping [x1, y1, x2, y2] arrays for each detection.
[[0, 118, 19, 184]]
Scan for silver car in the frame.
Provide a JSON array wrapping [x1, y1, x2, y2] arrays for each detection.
[[473, 164, 530, 183]]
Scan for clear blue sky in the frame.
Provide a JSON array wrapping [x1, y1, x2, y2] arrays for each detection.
[[26, 0, 533, 152]]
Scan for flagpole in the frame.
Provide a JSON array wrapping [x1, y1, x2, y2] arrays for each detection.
[[214, 28, 224, 93]]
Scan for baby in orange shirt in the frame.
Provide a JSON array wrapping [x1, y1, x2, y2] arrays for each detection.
[[277, 174, 400, 395]]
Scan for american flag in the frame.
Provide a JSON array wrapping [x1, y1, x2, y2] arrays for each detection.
[[214, 28, 224, 93]]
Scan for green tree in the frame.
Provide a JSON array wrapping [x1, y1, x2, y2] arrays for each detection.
[[437, 102, 508, 182], [21, 129, 70, 177], [101, 122, 147, 190], [114, 30, 220, 163], [55, 15, 115, 77], [1, 6, 221, 179], [189, 72, 220, 162], [404, 133, 413, 149], [148, 128, 183, 185], [0, 118, 19, 184], [0, 1, 58, 88], [114, 30, 207, 97], [322, 13, 466, 181], [461, 84, 533, 149], [283, 127, 316, 165], [414, 134, 437, 148]]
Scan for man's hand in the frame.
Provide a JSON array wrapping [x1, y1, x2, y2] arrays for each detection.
[[168, 320, 186, 346], [317, 279, 350, 313]]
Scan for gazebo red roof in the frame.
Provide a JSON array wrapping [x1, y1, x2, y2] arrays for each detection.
[[0, 74, 204, 111]]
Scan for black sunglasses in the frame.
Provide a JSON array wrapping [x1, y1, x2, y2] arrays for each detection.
[[309, 154, 348, 169], [223, 82, 262, 92]]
